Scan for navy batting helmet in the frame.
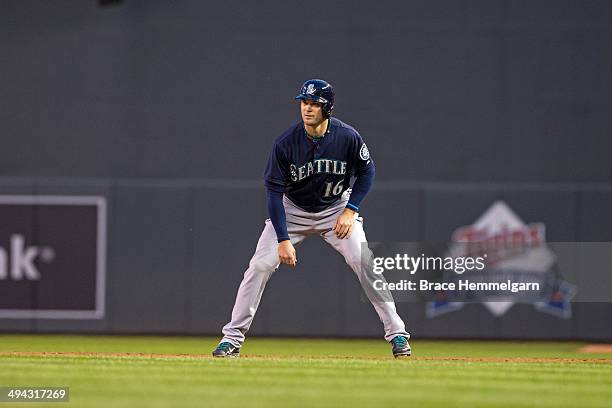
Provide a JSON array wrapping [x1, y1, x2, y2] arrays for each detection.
[[295, 79, 335, 118]]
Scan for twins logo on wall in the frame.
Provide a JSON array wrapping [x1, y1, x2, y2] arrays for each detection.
[[427, 201, 575, 319], [0, 196, 106, 319]]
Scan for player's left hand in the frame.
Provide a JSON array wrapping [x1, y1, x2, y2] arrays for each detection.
[[334, 208, 357, 239]]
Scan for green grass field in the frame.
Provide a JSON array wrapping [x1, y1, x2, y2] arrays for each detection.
[[0, 335, 611, 408]]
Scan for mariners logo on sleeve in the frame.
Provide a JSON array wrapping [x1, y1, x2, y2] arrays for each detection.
[[359, 144, 370, 161]]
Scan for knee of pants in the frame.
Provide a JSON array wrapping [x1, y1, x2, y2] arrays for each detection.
[[342, 246, 367, 268], [345, 257, 363, 270], [249, 253, 279, 274], [339, 235, 370, 268], [345, 252, 376, 276], [345, 257, 368, 277]]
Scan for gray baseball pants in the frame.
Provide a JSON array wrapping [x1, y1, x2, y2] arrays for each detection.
[[221, 191, 409, 347]]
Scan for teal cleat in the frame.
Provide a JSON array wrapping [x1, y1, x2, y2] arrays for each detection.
[[390, 336, 411, 358], [212, 342, 240, 358]]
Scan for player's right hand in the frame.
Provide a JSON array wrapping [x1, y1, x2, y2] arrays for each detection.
[[278, 240, 297, 267]]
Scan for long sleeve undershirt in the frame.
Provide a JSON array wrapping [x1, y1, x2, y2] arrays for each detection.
[[345, 163, 375, 212], [267, 189, 289, 242]]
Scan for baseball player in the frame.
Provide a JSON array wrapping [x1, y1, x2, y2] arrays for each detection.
[[212, 79, 410, 358]]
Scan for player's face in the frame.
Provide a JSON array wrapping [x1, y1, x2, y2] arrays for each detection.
[[300, 99, 325, 126]]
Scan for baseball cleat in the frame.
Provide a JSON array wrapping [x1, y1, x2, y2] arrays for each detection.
[[390, 335, 411, 358], [212, 342, 240, 358]]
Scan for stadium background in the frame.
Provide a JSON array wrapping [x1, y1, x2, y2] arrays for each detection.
[[1, 0, 611, 340]]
